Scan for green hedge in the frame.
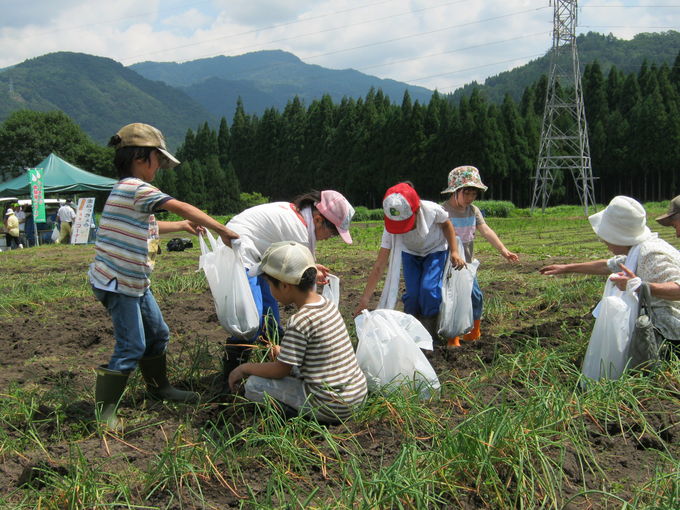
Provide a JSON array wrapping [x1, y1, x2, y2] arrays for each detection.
[[353, 200, 517, 221], [353, 206, 384, 222], [475, 200, 516, 218]]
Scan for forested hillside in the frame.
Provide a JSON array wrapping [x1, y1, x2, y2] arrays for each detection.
[[450, 30, 680, 104], [0, 52, 213, 147], [154, 55, 680, 210]]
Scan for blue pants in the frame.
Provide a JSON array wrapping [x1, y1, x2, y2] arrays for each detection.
[[472, 276, 483, 321], [401, 250, 448, 317], [93, 287, 169, 373], [228, 273, 283, 345]]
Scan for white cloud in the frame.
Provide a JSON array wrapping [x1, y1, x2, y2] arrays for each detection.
[[1, 0, 678, 89], [162, 8, 213, 32]]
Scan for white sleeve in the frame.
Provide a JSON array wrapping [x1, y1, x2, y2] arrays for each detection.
[[380, 228, 393, 249]]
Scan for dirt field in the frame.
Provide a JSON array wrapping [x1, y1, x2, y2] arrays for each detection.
[[0, 240, 678, 508]]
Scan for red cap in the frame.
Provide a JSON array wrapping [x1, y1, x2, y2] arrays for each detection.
[[383, 183, 420, 234]]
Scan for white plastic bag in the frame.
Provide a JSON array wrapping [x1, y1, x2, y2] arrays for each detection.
[[437, 239, 480, 338], [51, 225, 60, 243], [355, 309, 440, 399], [321, 274, 340, 306], [198, 231, 260, 339], [581, 279, 639, 384]]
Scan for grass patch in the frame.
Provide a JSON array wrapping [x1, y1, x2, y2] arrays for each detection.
[[0, 203, 678, 508]]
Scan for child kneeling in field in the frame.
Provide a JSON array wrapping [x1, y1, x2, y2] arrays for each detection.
[[228, 241, 367, 424]]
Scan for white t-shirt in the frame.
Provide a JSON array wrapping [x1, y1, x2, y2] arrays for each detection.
[[227, 202, 310, 274], [57, 204, 76, 223], [380, 200, 449, 256]]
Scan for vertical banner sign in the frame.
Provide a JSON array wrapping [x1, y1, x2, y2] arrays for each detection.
[[27, 168, 46, 222], [71, 198, 96, 244]]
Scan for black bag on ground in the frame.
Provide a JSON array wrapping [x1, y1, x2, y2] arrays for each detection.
[[166, 238, 193, 252]]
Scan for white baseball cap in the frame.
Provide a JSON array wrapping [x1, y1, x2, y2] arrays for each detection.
[[260, 241, 317, 285]]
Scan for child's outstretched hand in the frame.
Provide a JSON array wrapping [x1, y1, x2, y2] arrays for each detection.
[[228, 365, 245, 392], [450, 253, 466, 270], [539, 264, 566, 275], [316, 263, 330, 285], [501, 249, 520, 263], [218, 226, 240, 247], [354, 297, 369, 317], [181, 220, 204, 235]]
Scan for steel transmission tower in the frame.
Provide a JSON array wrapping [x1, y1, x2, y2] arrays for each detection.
[[531, 0, 596, 214]]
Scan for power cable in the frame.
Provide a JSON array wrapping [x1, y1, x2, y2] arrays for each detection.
[[118, 0, 474, 63], [356, 32, 550, 72]]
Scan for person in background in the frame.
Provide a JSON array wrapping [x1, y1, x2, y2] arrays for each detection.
[[57, 199, 76, 244], [228, 241, 367, 424], [354, 182, 465, 339], [90, 122, 239, 428], [221, 190, 355, 387], [655, 195, 680, 238], [16, 206, 27, 248], [441, 166, 519, 347], [4, 208, 21, 250], [23, 205, 35, 247], [540, 196, 680, 355]]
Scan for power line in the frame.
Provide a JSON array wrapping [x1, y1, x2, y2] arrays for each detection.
[[118, 0, 473, 64], [406, 53, 545, 84], [299, 7, 550, 62], [356, 31, 550, 72]]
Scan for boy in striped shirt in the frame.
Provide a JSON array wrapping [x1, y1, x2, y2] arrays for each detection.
[[228, 241, 367, 423], [90, 123, 239, 428]]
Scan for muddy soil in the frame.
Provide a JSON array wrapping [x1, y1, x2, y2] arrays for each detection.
[[0, 248, 677, 508]]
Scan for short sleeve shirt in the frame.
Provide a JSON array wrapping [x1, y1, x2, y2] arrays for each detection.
[[380, 201, 449, 256], [57, 205, 76, 223], [442, 202, 485, 262], [277, 296, 367, 421], [89, 178, 172, 297], [227, 202, 310, 272]]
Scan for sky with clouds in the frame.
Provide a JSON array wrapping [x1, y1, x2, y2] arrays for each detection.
[[1, 1, 678, 92]]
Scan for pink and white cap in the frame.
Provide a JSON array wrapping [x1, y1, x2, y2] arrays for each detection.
[[315, 190, 355, 244]]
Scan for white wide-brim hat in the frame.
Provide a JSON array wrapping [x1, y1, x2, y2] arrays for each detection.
[[588, 195, 652, 246]]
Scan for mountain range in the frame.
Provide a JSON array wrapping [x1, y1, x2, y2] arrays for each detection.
[[129, 50, 433, 122], [0, 30, 678, 149]]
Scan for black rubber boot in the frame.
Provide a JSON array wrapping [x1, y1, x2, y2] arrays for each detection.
[[420, 315, 440, 342], [222, 343, 252, 391], [94, 366, 129, 429], [138, 353, 200, 403]]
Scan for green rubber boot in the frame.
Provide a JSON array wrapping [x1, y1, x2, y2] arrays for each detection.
[[94, 366, 129, 429], [138, 353, 200, 403]]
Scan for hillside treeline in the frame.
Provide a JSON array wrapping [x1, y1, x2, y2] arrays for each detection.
[[157, 54, 680, 209], [1, 54, 679, 211]]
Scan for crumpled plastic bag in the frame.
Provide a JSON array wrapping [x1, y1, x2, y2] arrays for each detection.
[[355, 309, 440, 399]]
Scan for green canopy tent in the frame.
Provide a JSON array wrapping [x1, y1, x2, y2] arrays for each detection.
[[0, 153, 117, 197]]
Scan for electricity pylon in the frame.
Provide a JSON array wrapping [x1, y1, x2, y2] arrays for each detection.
[[531, 0, 596, 214]]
